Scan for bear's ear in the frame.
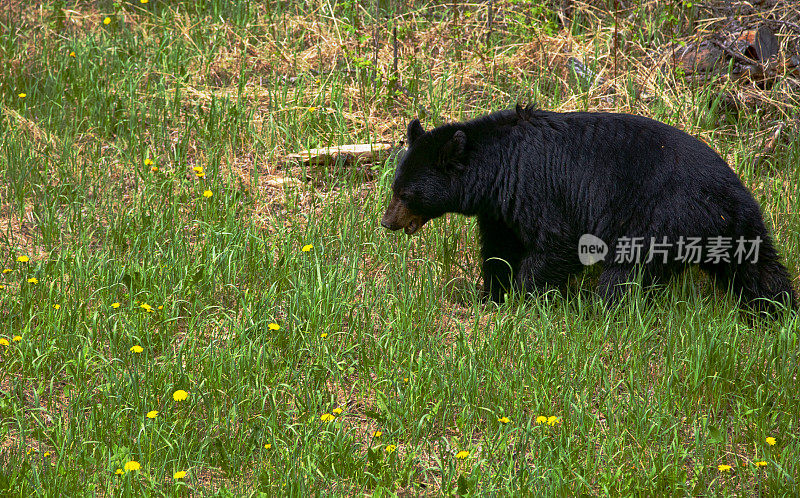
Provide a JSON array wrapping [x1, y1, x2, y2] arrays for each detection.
[[438, 130, 467, 169], [407, 119, 425, 145]]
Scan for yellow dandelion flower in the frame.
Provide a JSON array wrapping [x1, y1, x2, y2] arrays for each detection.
[[150, 166, 158, 172], [373, 430, 382, 437], [320, 413, 335, 422], [717, 464, 732, 472], [456, 450, 470, 459], [173, 390, 189, 401], [103, 17, 111, 25], [332, 407, 343, 415], [536, 415, 548, 425], [193, 166, 204, 173], [268, 323, 280, 331], [53, 304, 60, 310], [140, 0, 150, 3], [766, 437, 776, 446], [264, 443, 272, 450], [144, 158, 153, 166], [320, 332, 328, 338], [403, 377, 409, 383], [130, 345, 143, 353], [203, 190, 213, 198], [547, 416, 560, 426], [18, 93, 26, 98], [112, 302, 121, 308], [498, 416, 510, 424], [302, 244, 313, 252], [755, 461, 768, 467], [0, 338, 9, 346], [196, 171, 205, 178], [146, 410, 158, 419], [12, 336, 21, 342], [140, 303, 153, 312], [16, 255, 29, 263], [27, 277, 38, 284], [115, 468, 124, 475], [124, 461, 140, 472], [69, 51, 76, 57], [308, 106, 317, 112], [385, 444, 397, 454], [2, 268, 11, 273], [157, 305, 163, 310], [44, 452, 51, 457], [173, 470, 186, 479], [0, 285, 4, 290]]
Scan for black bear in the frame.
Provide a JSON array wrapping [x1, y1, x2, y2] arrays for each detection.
[[381, 105, 797, 315]]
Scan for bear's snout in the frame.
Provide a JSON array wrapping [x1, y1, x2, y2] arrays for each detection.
[[381, 195, 428, 235]]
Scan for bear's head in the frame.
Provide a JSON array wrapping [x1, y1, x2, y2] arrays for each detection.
[[381, 118, 467, 235]]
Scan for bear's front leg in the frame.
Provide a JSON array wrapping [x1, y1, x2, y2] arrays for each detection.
[[478, 215, 524, 303]]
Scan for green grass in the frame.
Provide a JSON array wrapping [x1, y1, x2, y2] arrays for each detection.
[[1, 0, 799, 495]]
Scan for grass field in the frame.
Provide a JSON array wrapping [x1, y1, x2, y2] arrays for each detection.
[[1, 1, 799, 495]]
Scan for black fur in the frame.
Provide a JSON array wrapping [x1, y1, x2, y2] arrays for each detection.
[[388, 105, 797, 315]]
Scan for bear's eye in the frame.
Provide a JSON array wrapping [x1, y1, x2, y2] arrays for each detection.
[[397, 191, 414, 203]]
